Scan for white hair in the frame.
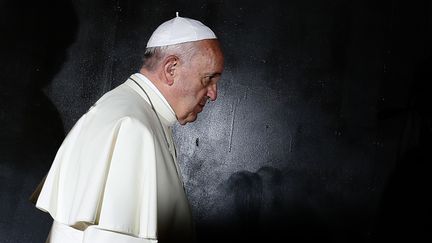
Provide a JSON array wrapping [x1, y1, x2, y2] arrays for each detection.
[[142, 42, 199, 71]]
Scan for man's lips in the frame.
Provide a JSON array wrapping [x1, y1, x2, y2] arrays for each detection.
[[197, 104, 204, 112], [198, 100, 207, 108], [197, 97, 209, 112]]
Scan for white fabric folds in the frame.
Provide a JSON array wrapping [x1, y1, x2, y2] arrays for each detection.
[[36, 74, 193, 242], [46, 221, 157, 243]]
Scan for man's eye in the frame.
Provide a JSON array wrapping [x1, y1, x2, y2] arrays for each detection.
[[202, 76, 211, 86]]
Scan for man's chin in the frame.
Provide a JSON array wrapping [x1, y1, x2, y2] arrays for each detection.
[[178, 113, 198, 125]]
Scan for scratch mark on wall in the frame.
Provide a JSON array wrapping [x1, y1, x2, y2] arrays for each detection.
[[290, 135, 293, 153], [228, 99, 237, 153]]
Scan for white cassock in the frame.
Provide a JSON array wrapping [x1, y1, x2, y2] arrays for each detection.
[[36, 73, 194, 243]]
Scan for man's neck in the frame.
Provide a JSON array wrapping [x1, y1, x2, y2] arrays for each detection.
[[139, 68, 175, 114]]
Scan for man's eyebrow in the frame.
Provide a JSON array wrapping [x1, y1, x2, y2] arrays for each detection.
[[205, 72, 222, 77]]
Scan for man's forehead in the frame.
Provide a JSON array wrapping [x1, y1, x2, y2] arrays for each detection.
[[203, 40, 224, 61]]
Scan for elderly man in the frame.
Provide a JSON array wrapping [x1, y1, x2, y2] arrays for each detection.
[[34, 14, 224, 243]]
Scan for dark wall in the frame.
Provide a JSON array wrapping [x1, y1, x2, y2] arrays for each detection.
[[0, 0, 77, 242], [1, 0, 430, 242]]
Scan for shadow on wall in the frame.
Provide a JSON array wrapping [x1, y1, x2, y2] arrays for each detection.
[[0, 0, 78, 242], [195, 59, 432, 243], [197, 166, 334, 243], [372, 56, 432, 242]]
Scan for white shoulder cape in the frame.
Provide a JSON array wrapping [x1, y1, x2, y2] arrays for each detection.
[[36, 74, 193, 242]]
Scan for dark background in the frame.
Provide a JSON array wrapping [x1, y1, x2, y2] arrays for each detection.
[[0, 0, 430, 242]]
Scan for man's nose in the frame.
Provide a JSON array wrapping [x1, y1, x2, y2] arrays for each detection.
[[207, 83, 217, 101]]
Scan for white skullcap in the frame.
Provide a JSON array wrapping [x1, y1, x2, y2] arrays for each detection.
[[146, 12, 217, 48]]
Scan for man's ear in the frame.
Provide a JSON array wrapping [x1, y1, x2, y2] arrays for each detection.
[[163, 55, 178, 86]]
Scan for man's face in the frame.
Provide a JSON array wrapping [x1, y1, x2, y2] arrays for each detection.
[[173, 40, 224, 125]]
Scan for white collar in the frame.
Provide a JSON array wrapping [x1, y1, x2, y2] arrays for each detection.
[[126, 73, 177, 126]]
